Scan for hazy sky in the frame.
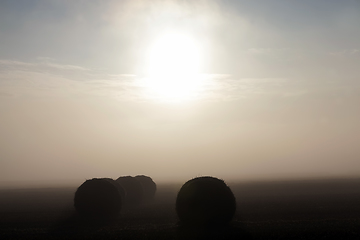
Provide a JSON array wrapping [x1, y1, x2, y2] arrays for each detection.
[[1, 0, 360, 186]]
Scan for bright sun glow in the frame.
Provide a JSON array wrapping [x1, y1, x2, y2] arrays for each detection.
[[144, 33, 204, 102]]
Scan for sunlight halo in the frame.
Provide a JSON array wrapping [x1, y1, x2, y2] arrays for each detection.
[[144, 33, 204, 102]]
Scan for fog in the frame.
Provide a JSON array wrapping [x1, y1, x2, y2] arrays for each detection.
[[1, 89, 359, 187], [1, 0, 360, 187]]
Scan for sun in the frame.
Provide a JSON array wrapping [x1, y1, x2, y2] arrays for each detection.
[[144, 33, 204, 102]]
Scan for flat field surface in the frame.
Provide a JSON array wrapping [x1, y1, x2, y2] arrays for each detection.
[[1, 179, 360, 240]]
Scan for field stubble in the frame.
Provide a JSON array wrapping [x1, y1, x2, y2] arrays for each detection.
[[0, 179, 360, 239]]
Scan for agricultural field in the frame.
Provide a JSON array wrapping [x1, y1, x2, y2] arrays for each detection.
[[1, 179, 360, 240]]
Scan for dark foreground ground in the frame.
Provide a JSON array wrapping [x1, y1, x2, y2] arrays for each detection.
[[1, 179, 360, 240]]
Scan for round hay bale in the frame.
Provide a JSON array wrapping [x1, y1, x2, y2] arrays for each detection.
[[116, 176, 144, 205], [74, 178, 122, 218], [176, 176, 236, 227], [103, 178, 126, 200], [134, 175, 156, 200]]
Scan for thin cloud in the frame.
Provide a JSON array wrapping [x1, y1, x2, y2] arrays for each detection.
[[0, 60, 308, 102], [1, 58, 358, 103], [0, 59, 90, 71], [44, 62, 90, 71], [329, 49, 360, 57], [0, 60, 35, 67]]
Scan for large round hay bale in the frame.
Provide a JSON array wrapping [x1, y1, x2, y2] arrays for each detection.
[[134, 175, 156, 200], [176, 176, 236, 227], [116, 176, 144, 205], [103, 178, 126, 200], [74, 178, 122, 218]]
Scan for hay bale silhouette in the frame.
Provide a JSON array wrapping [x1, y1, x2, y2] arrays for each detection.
[[103, 178, 126, 200], [116, 176, 144, 205], [74, 178, 122, 218], [176, 176, 236, 227], [135, 175, 156, 200]]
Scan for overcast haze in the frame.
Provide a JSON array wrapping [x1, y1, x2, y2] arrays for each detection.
[[1, 0, 360, 187]]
